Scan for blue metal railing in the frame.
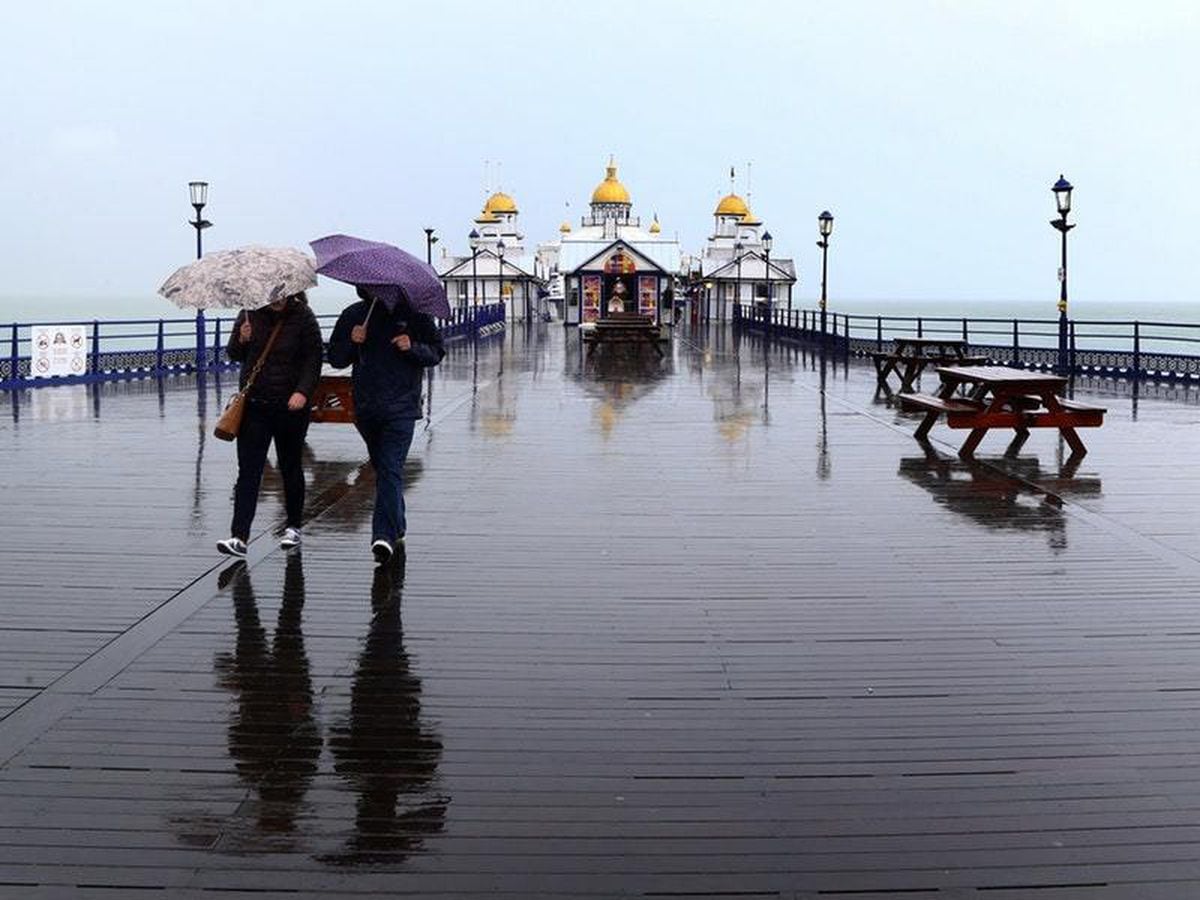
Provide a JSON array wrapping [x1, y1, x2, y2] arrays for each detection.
[[1, 303, 506, 391], [734, 305, 1200, 383]]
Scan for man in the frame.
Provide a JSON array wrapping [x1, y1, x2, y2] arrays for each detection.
[[328, 287, 445, 565]]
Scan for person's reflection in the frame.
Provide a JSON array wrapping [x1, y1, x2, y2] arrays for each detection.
[[324, 554, 447, 865], [214, 555, 320, 845]]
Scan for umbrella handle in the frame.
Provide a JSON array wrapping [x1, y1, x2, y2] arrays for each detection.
[[356, 297, 377, 365]]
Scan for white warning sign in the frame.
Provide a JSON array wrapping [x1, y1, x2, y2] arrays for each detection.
[[31, 325, 88, 378]]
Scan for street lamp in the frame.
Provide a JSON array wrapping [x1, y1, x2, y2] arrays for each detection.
[[762, 231, 773, 324], [469, 228, 480, 309], [496, 239, 506, 311], [733, 240, 744, 322], [187, 181, 212, 372], [424, 226, 437, 265], [188, 181, 211, 260], [1050, 175, 1075, 375], [817, 210, 833, 340]]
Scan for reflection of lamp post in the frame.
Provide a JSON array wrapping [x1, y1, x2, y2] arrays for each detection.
[[761, 231, 773, 321], [733, 240, 743, 320], [424, 227, 438, 265], [469, 228, 480, 309], [188, 181, 212, 371], [496, 239, 506, 311], [1050, 176, 1074, 376], [817, 210, 833, 341], [704, 280, 713, 324]]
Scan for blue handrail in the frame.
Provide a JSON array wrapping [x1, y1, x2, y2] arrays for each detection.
[[735, 305, 1200, 383], [1, 303, 506, 391]]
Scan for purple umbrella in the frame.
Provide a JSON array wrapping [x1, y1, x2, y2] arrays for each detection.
[[310, 234, 450, 320]]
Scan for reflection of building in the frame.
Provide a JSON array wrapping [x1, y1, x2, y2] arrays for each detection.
[[437, 190, 543, 322], [537, 159, 683, 327], [695, 186, 796, 322]]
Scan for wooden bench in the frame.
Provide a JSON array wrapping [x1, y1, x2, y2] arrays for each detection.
[[873, 345, 989, 394], [896, 393, 983, 415]]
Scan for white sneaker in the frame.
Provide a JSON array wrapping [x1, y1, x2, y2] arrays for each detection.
[[216, 537, 247, 558], [371, 539, 393, 566], [280, 527, 302, 549]]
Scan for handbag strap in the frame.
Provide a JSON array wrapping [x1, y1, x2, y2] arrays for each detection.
[[241, 313, 286, 391]]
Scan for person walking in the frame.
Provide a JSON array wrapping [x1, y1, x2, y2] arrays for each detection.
[[216, 292, 324, 557], [328, 287, 445, 565]]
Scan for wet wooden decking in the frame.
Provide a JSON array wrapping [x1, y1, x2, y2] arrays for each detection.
[[3, 325, 1200, 898]]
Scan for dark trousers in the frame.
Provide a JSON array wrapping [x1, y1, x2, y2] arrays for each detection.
[[354, 411, 416, 544], [231, 400, 310, 541]]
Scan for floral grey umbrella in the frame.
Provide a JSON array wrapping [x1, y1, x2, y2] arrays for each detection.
[[158, 246, 317, 310]]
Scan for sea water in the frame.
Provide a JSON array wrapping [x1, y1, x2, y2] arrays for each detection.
[[1, 294, 1196, 355]]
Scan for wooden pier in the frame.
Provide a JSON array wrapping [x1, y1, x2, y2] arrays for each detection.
[[3, 324, 1200, 897]]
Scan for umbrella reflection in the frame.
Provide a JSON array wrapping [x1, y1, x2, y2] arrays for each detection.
[[213, 555, 320, 846], [323, 554, 447, 865]]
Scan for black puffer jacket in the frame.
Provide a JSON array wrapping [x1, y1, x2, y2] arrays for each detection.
[[226, 300, 324, 402]]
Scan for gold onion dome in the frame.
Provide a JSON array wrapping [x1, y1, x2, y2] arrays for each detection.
[[591, 159, 632, 205], [714, 193, 750, 217], [484, 191, 518, 214], [559, 221, 572, 233], [649, 216, 661, 234], [740, 206, 762, 225]]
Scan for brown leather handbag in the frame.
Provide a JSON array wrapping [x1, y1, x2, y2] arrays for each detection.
[[213, 316, 285, 441]]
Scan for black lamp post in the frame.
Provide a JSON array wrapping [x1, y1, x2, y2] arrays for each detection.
[[733, 240, 744, 321], [188, 181, 211, 260], [817, 210, 833, 340], [1050, 175, 1074, 375], [469, 228, 480, 309], [762, 231, 773, 323], [188, 181, 212, 372], [496, 239, 506, 311], [424, 226, 437, 265]]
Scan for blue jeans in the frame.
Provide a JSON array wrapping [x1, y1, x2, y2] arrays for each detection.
[[354, 412, 416, 544]]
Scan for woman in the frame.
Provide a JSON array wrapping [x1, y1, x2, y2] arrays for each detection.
[[216, 292, 324, 558]]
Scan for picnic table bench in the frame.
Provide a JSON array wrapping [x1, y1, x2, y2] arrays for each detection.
[[872, 337, 988, 394], [582, 313, 666, 357], [898, 365, 1106, 460]]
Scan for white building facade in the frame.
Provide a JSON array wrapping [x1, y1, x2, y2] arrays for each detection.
[[695, 192, 797, 323], [536, 159, 684, 326], [437, 191, 544, 322]]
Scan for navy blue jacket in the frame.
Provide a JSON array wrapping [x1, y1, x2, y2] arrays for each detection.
[[327, 299, 445, 419]]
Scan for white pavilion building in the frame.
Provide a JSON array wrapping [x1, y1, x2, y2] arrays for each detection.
[[436, 191, 544, 322], [695, 190, 796, 323], [536, 158, 684, 326]]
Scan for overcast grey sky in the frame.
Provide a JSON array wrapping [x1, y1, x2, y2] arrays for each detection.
[[1, 0, 1196, 310]]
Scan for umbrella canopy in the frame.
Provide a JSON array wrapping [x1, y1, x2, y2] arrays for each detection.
[[159, 246, 317, 310], [310, 234, 450, 320]]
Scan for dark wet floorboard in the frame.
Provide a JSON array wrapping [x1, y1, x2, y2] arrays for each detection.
[[3, 325, 1200, 897]]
